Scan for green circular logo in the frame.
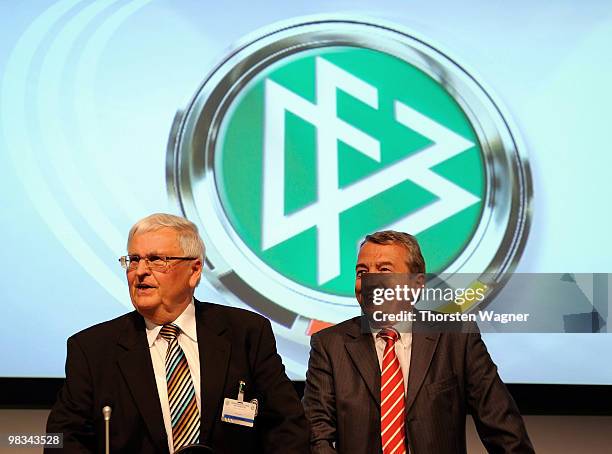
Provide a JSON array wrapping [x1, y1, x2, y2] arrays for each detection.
[[168, 19, 531, 331], [217, 47, 484, 297]]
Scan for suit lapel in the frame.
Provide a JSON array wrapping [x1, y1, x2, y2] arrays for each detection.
[[195, 301, 231, 444], [345, 317, 380, 406], [116, 313, 167, 453], [405, 331, 440, 413]]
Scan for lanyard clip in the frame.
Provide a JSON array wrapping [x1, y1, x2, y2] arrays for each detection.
[[237, 380, 246, 402]]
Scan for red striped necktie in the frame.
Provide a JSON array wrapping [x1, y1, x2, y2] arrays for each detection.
[[378, 328, 407, 454], [160, 324, 200, 450]]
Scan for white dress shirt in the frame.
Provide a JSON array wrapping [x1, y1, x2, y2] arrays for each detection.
[[372, 330, 412, 394], [145, 301, 201, 453]]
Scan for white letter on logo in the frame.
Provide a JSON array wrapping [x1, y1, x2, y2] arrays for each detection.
[[262, 58, 380, 284]]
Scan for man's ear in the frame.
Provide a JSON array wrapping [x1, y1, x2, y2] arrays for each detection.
[[355, 292, 363, 305], [189, 259, 203, 288], [415, 273, 426, 288], [355, 283, 363, 306]]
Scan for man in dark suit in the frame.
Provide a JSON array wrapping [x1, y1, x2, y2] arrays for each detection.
[[46, 213, 309, 454], [303, 231, 534, 454]]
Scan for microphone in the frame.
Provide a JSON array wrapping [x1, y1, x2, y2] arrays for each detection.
[[102, 406, 112, 454]]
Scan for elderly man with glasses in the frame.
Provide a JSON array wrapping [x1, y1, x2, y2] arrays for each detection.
[[46, 213, 309, 454]]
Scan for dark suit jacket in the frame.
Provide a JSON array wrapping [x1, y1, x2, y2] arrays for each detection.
[[46, 300, 309, 454], [303, 316, 534, 454]]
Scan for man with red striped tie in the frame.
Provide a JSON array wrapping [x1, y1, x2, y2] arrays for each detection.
[[303, 230, 534, 454]]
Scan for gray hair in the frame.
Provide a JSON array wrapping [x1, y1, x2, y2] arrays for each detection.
[[127, 213, 205, 261], [360, 230, 426, 274]]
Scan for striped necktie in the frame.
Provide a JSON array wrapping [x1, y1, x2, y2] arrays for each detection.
[[379, 328, 406, 454], [160, 324, 200, 450]]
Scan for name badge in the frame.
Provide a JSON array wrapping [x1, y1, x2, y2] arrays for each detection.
[[221, 398, 256, 427]]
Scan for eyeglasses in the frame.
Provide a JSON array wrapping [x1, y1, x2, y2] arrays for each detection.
[[118, 255, 197, 272]]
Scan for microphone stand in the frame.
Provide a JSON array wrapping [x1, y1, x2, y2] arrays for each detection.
[[102, 406, 112, 454]]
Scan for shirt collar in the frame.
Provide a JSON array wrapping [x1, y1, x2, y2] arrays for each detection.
[[371, 323, 412, 346], [372, 331, 411, 346], [144, 299, 197, 347]]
